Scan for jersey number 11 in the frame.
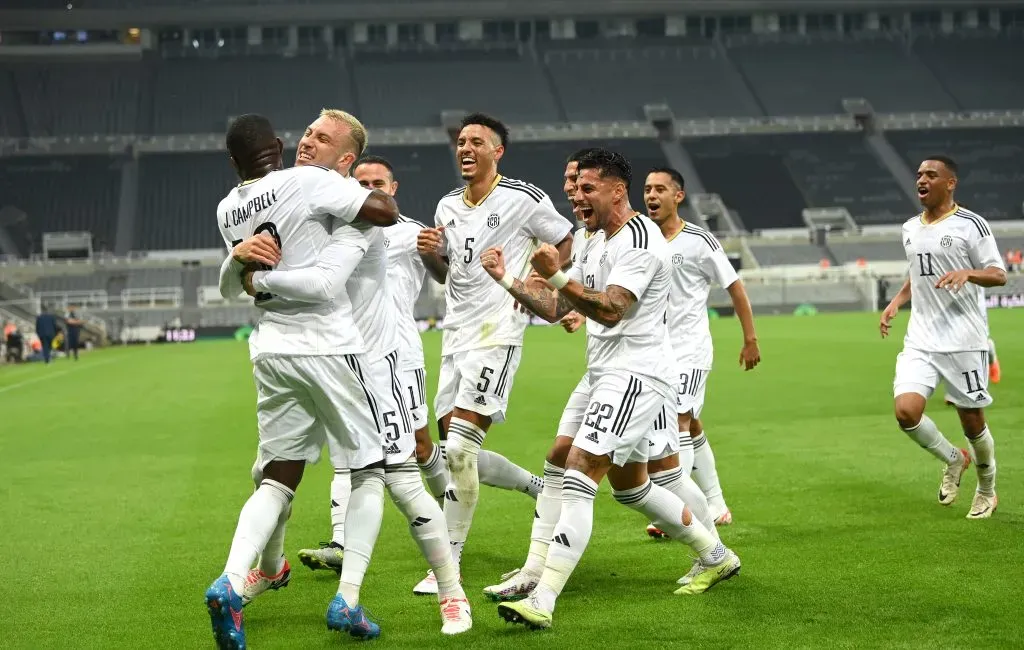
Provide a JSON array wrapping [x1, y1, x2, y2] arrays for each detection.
[[916, 253, 935, 277]]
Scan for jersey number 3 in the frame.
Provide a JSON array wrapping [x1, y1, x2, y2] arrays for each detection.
[[232, 221, 282, 303]]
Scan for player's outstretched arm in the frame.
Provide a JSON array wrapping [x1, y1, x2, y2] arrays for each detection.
[[726, 280, 760, 370], [246, 228, 368, 303], [417, 227, 449, 284], [356, 190, 400, 227]]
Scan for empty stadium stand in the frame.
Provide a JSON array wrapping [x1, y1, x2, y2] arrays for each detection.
[[887, 127, 1024, 220], [727, 33, 958, 115], [913, 32, 1024, 111]]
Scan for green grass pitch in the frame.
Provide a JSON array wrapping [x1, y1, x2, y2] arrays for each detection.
[[1, 311, 1021, 649]]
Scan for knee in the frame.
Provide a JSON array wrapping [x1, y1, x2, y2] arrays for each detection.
[[894, 398, 924, 429], [444, 435, 478, 473], [546, 437, 573, 467]]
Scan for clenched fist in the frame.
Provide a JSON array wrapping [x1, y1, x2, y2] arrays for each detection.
[[480, 246, 507, 282], [417, 226, 446, 256], [530, 243, 560, 277], [232, 232, 280, 267]]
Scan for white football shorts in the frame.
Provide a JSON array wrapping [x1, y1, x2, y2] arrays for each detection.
[[435, 345, 522, 424], [647, 396, 682, 462], [370, 349, 417, 466], [676, 367, 710, 419], [399, 367, 429, 431], [894, 347, 993, 408], [252, 354, 384, 472], [572, 369, 674, 466]]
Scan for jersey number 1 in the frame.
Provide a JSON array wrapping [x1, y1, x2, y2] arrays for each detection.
[[916, 253, 935, 277]]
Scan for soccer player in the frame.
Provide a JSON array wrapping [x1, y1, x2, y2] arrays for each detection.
[[205, 114, 398, 648], [880, 155, 1006, 519], [413, 113, 573, 593], [483, 149, 741, 630], [643, 167, 760, 534], [274, 112, 471, 634]]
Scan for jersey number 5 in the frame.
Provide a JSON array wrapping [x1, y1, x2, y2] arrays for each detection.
[[463, 237, 475, 263]]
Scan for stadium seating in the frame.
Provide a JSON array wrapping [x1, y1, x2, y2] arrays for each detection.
[[353, 47, 561, 127], [828, 240, 906, 264], [149, 56, 348, 133], [0, 155, 122, 251], [0, 68, 25, 139], [685, 132, 913, 228], [727, 34, 958, 115], [913, 32, 1024, 111], [887, 127, 1024, 220], [543, 43, 763, 121], [136, 152, 238, 250], [747, 242, 828, 266]]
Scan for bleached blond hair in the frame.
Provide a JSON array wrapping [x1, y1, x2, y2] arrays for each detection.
[[319, 108, 368, 156]]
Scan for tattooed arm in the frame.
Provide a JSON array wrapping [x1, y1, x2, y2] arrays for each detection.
[[556, 283, 636, 328], [506, 277, 576, 323]]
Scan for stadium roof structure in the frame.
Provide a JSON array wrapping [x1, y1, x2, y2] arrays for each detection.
[[4, 0, 1024, 29]]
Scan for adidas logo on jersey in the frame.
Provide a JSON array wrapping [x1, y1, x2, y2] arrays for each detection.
[[905, 238, 911, 246], [474, 395, 487, 406], [585, 431, 599, 443], [975, 393, 986, 402], [446, 220, 455, 228], [385, 443, 401, 455]]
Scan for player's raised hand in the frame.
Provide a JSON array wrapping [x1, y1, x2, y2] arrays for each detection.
[[530, 243, 560, 277], [739, 340, 760, 370], [936, 269, 971, 293], [879, 301, 900, 338], [480, 246, 507, 282], [417, 226, 445, 255], [560, 311, 585, 333], [233, 232, 280, 267]]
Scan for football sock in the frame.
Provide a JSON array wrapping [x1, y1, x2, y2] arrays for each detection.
[[692, 432, 727, 512], [613, 479, 725, 565], [386, 462, 464, 600], [418, 440, 449, 503], [338, 467, 385, 606], [649, 467, 717, 539], [331, 468, 351, 547], [523, 461, 564, 578], [967, 427, 996, 496], [678, 433, 695, 477], [535, 470, 597, 613], [478, 449, 543, 498], [224, 479, 294, 592], [902, 415, 960, 464], [443, 418, 485, 570], [258, 503, 291, 577]]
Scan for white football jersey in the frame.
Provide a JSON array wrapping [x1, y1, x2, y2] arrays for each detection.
[[902, 206, 1004, 353], [216, 166, 371, 359], [570, 214, 674, 381], [665, 222, 739, 369], [385, 215, 428, 370], [346, 222, 399, 361], [435, 175, 572, 355], [570, 225, 604, 270]]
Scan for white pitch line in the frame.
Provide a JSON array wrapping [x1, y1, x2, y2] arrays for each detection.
[[0, 358, 119, 396]]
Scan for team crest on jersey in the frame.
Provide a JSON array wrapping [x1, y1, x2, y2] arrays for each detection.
[[599, 251, 608, 266], [940, 235, 953, 248], [383, 237, 390, 248], [672, 253, 684, 266], [487, 213, 500, 229]]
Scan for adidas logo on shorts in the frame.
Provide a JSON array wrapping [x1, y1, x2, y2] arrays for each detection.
[[474, 395, 487, 406], [585, 431, 599, 443], [385, 443, 401, 455]]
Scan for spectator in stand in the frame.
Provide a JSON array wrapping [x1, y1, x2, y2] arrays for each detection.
[[65, 305, 83, 361], [35, 306, 59, 364], [5, 327, 24, 363]]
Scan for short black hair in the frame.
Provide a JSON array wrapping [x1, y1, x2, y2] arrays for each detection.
[[576, 149, 632, 191], [566, 147, 603, 164], [924, 154, 958, 175], [646, 166, 685, 190], [225, 114, 277, 163], [354, 154, 395, 177], [460, 112, 509, 148]]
